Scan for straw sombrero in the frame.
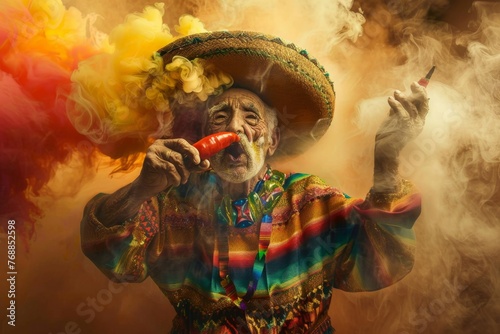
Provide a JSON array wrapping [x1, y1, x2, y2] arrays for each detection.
[[158, 31, 335, 157]]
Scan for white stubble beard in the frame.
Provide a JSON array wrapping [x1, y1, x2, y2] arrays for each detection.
[[210, 134, 267, 184]]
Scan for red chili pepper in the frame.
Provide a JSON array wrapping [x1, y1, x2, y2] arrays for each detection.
[[417, 66, 435, 88], [193, 132, 240, 160]]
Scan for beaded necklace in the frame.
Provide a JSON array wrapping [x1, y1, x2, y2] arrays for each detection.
[[215, 166, 285, 310]]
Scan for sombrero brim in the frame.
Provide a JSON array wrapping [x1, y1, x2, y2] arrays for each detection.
[[158, 31, 335, 157]]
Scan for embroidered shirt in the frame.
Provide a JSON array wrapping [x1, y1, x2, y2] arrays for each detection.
[[81, 171, 420, 333]]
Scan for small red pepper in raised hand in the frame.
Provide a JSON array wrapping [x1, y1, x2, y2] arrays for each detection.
[[417, 66, 435, 88], [193, 132, 240, 160]]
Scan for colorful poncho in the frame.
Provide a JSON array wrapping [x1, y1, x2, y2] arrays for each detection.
[[81, 169, 420, 333]]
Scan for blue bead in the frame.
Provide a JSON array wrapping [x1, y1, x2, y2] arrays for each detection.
[[236, 220, 253, 228], [234, 198, 246, 206], [262, 214, 272, 223], [254, 180, 264, 193]]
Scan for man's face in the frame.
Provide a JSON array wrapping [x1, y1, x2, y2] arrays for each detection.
[[205, 88, 279, 183]]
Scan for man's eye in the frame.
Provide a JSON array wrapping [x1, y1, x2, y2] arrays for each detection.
[[245, 113, 259, 124], [213, 113, 227, 124]]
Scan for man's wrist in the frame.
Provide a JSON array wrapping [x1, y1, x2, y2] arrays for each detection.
[[367, 178, 412, 210], [373, 171, 401, 193], [130, 178, 157, 203], [95, 181, 153, 227], [373, 152, 400, 193]]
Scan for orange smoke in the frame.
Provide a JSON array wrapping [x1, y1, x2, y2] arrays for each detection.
[[0, 0, 102, 244]]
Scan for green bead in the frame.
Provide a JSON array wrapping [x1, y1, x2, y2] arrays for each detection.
[[248, 191, 263, 222]]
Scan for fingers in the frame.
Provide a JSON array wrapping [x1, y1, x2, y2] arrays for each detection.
[[410, 81, 429, 119], [389, 83, 429, 121], [195, 159, 211, 171], [164, 139, 212, 169], [388, 95, 410, 119], [410, 81, 427, 96], [393, 90, 418, 118], [165, 138, 201, 165], [145, 139, 211, 187], [379, 82, 429, 155], [148, 143, 190, 186]]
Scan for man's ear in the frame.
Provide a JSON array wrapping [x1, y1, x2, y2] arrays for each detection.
[[267, 126, 280, 157]]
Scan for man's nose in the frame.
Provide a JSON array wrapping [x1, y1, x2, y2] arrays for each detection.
[[226, 113, 245, 134]]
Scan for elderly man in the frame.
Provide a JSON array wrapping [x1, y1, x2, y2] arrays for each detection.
[[81, 31, 427, 333]]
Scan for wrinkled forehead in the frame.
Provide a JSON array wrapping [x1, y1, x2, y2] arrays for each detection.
[[207, 88, 268, 112]]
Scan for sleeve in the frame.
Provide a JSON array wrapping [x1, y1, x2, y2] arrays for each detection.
[[80, 193, 161, 283], [330, 179, 420, 292]]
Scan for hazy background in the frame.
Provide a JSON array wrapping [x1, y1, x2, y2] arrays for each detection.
[[1, 0, 499, 333]]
